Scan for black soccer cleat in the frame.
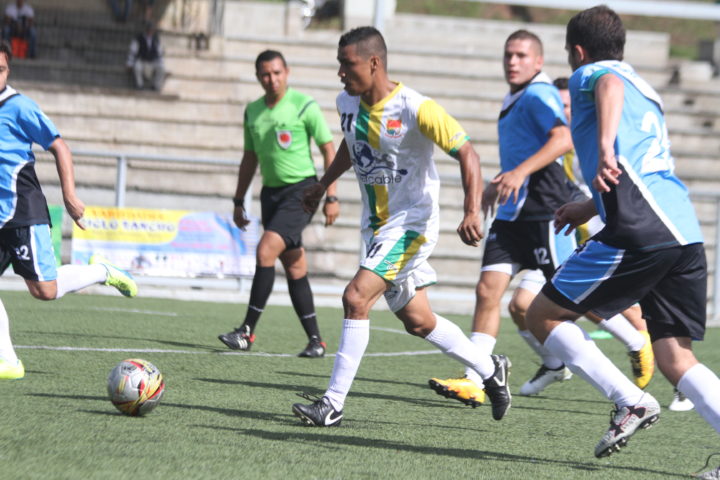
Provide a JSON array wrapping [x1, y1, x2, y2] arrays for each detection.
[[292, 395, 343, 427], [218, 325, 255, 351], [298, 336, 326, 358], [483, 354, 512, 421]]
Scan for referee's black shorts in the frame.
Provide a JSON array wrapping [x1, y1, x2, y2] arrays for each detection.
[[260, 176, 316, 250]]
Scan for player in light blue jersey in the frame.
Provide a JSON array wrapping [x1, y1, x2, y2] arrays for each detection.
[[0, 43, 138, 381], [525, 7, 720, 469], [429, 30, 578, 406]]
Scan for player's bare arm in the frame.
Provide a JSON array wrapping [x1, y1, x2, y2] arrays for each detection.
[[593, 73, 624, 193], [232, 150, 259, 231], [456, 141, 484, 247], [318, 140, 340, 226], [303, 139, 352, 214], [49, 137, 85, 230], [492, 124, 572, 205], [554, 199, 596, 235], [481, 180, 499, 219]]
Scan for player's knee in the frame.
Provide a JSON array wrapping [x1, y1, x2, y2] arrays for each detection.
[[29, 288, 55, 301], [342, 284, 370, 318], [508, 300, 527, 325]]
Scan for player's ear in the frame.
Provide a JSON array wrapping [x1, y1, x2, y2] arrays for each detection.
[[369, 54, 380, 73]]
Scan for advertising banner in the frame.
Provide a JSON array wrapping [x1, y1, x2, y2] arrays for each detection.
[[71, 206, 259, 278]]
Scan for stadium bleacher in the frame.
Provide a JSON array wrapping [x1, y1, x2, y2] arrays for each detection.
[[6, 0, 719, 315]]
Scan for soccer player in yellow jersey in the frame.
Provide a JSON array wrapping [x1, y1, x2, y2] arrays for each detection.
[[292, 26, 512, 426]]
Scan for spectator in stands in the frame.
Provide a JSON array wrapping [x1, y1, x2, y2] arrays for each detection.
[[2, 0, 35, 59], [126, 20, 165, 91]]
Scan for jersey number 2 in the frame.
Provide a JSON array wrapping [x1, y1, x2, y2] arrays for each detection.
[[640, 111, 673, 174]]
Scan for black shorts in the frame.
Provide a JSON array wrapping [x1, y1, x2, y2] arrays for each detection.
[[260, 176, 316, 250], [0, 224, 58, 281], [482, 219, 577, 280], [543, 242, 707, 341]]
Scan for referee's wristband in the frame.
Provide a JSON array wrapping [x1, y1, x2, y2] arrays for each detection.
[[324, 195, 339, 204], [232, 197, 244, 208]]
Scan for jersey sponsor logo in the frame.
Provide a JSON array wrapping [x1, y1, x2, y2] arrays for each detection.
[[276, 130, 292, 149], [385, 118, 402, 138], [351, 141, 408, 185]]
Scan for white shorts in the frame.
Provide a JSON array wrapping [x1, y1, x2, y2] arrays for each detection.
[[361, 227, 437, 312]]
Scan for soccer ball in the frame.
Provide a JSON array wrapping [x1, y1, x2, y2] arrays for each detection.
[[107, 358, 165, 416]]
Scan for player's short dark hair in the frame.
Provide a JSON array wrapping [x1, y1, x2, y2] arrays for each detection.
[[553, 77, 569, 90], [255, 50, 286, 72], [338, 26, 388, 69], [0, 41, 12, 63], [505, 29, 543, 56], [566, 5, 625, 61]]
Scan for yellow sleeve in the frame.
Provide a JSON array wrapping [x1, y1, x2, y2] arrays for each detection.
[[417, 99, 470, 159]]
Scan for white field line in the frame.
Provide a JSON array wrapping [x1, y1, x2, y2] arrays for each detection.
[[89, 307, 178, 317], [14, 345, 440, 358], [14, 319, 424, 357]]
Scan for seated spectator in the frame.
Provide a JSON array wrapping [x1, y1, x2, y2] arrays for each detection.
[[126, 21, 165, 91], [2, 0, 35, 59]]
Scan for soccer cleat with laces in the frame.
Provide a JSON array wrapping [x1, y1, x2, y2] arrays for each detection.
[[0, 358, 24, 379], [519, 364, 572, 396], [292, 394, 343, 427], [483, 354, 512, 420], [628, 330, 655, 389], [668, 387, 694, 412], [89, 254, 138, 298], [298, 336, 326, 358], [218, 325, 255, 351], [428, 376, 486, 407], [594, 395, 660, 458]]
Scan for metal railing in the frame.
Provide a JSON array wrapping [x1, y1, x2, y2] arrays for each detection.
[[60, 149, 720, 324]]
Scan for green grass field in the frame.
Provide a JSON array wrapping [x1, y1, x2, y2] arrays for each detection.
[[1, 290, 718, 479]]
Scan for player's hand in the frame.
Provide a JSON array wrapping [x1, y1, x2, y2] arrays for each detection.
[[322, 200, 339, 226], [233, 205, 250, 231], [593, 153, 622, 192], [554, 201, 594, 235], [481, 182, 499, 219], [491, 169, 525, 206], [457, 212, 483, 247], [64, 195, 86, 230], [303, 183, 326, 214]]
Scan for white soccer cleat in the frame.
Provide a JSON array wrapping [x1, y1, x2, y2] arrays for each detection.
[[668, 387, 694, 412], [594, 395, 660, 458], [519, 364, 572, 396]]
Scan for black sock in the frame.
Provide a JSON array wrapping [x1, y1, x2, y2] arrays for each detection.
[[242, 266, 275, 333], [287, 275, 320, 340]]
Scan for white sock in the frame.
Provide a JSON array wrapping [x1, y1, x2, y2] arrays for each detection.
[[55, 264, 108, 299], [0, 298, 17, 364], [599, 314, 646, 351], [462, 332, 497, 383], [470, 331, 496, 354], [518, 329, 564, 370], [425, 315, 495, 386], [325, 319, 370, 411], [544, 321, 644, 406], [678, 363, 720, 434]]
